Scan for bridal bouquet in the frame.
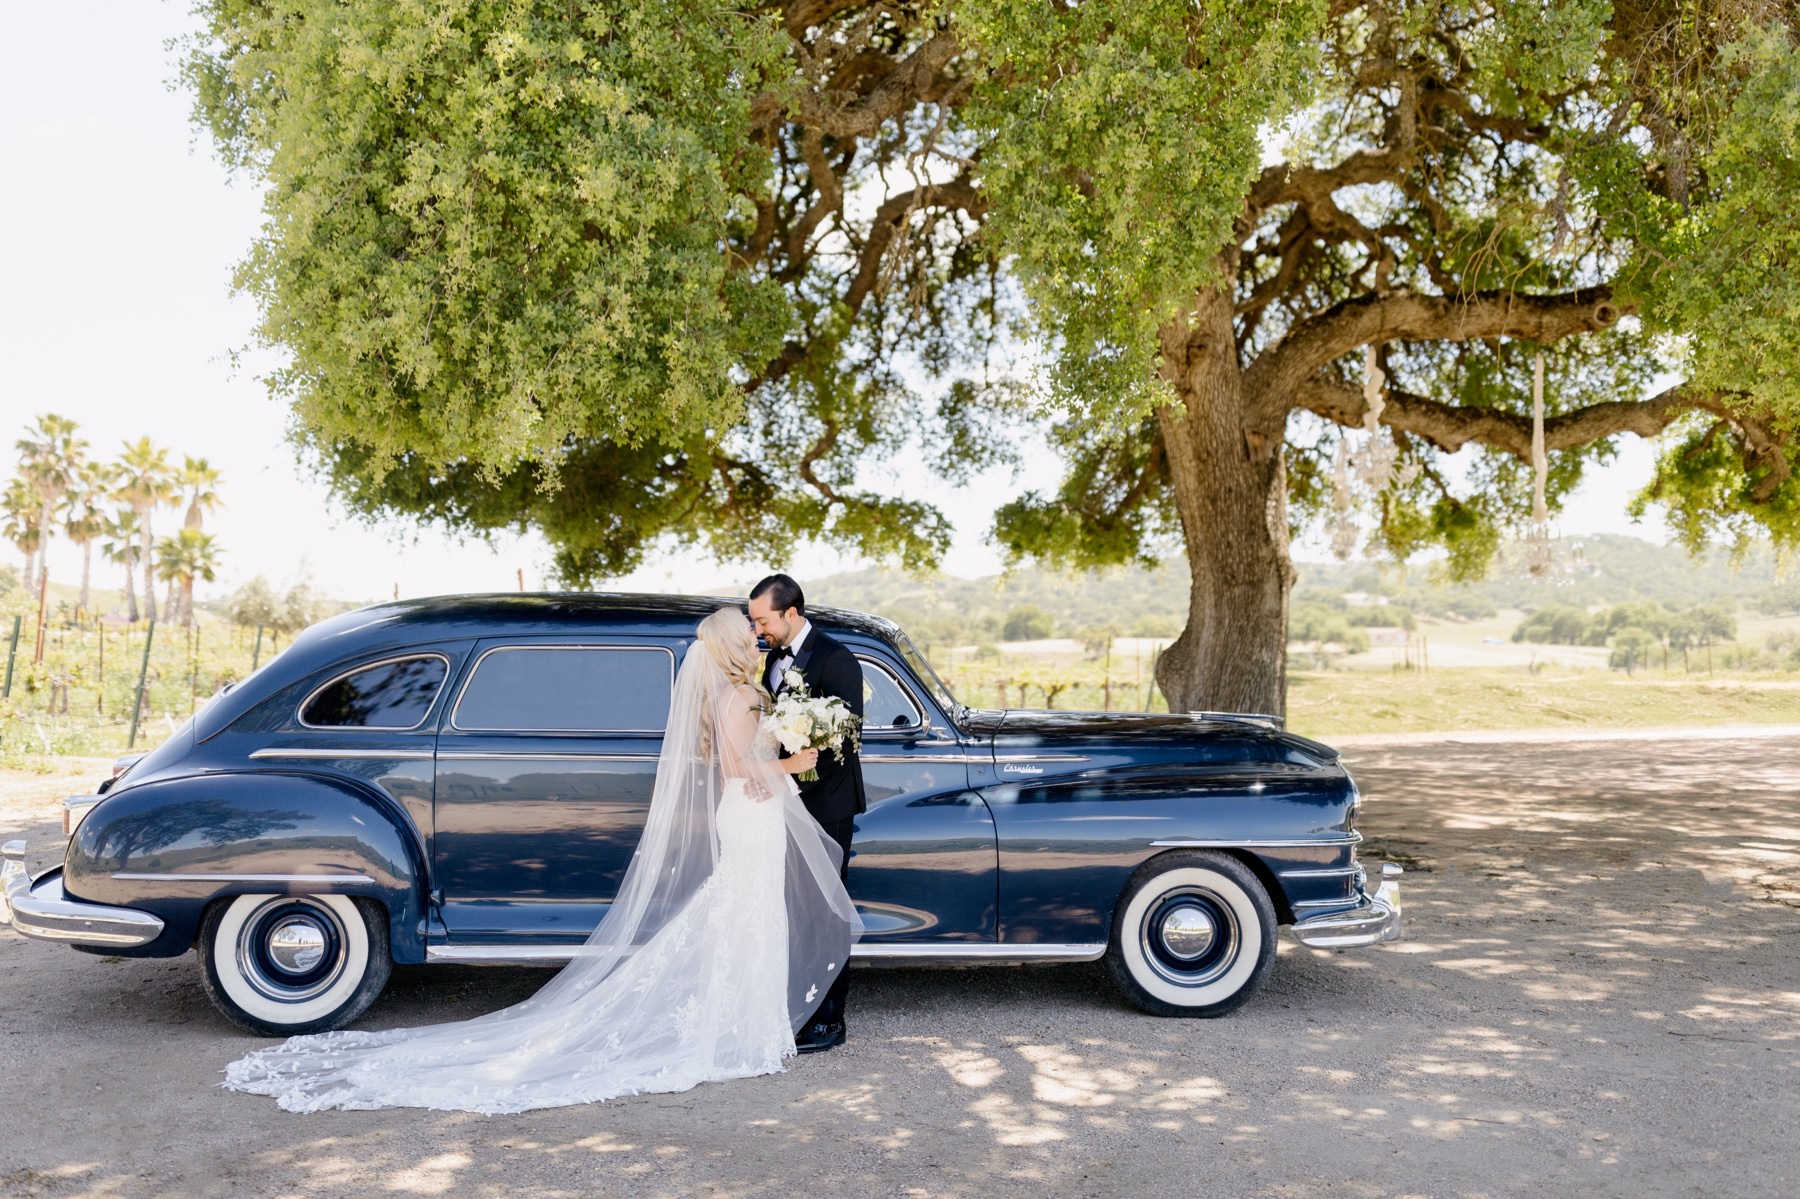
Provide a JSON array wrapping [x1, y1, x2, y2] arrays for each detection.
[[762, 670, 862, 782]]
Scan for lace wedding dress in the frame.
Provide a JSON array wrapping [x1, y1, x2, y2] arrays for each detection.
[[222, 640, 860, 1114]]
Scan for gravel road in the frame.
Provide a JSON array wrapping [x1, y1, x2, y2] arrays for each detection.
[[2, 730, 1795, 1199]]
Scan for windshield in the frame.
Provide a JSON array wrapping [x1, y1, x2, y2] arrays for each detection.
[[894, 629, 962, 720]]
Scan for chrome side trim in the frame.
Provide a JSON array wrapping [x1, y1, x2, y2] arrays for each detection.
[[2, 842, 165, 948], [1151, 833, 1363, 849], [426, 945, 578, 964], [435, 751, 659, 762], [1291, 896, 1357, 909], [853, 942, 1108, 962], [861, 754, 985, 765], [426, 941, 1110, 965], [296, 652, 451, 731], [110, 872, 377, 885], [249, 748, 436, 761], [993, 754, 1089, 763], [1278, 865, 1362, 879]]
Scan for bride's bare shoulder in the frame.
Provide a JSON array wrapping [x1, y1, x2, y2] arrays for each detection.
[[733, 682, 767, 711]]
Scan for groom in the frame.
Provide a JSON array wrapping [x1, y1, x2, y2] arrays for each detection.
[[748, 573, 866, 1054]]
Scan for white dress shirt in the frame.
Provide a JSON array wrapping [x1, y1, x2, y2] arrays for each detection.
[[769, 618, 813, 691]]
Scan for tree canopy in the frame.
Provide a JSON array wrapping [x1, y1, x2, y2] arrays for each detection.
[[182, 2, 1800, 713]]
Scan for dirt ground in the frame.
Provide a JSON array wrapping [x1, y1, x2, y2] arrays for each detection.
[[2, 730, 1796, 1199]]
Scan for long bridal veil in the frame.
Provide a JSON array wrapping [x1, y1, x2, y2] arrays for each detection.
[[222, 620, 862, 1113]]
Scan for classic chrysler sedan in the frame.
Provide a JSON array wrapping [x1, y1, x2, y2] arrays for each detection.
[[1, 595, 1399, 1033]]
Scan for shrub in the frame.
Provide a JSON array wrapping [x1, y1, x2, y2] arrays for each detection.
[[1002, 604, 1054, 641]]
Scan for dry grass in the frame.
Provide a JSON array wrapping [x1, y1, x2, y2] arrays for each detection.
[[1287, 666, 1800, 739]]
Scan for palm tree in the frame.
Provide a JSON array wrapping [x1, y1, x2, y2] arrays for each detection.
[[15, 413, 87, 593], [154, 528, 223, 628], [2, 477, 41, 584], [177, 457, 223, 531], [102, 509, 144, 622], [63, 460, 115, 617], [114, 437, 176, 624]]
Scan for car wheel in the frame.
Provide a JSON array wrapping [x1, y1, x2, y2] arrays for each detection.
[[197, 894, 391, 1035], [1105, 850, 1276, 1018]]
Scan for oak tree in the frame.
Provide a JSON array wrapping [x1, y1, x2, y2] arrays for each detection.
[[183, 2, 1800, 716]]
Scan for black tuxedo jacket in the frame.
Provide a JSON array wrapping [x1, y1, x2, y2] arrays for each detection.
[[764, 626, 868, 823]]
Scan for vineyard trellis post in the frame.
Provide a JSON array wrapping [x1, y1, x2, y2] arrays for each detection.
[[2, 614, 19, 698], [251, 624, 264, 670], [128, 619, 155, 749]]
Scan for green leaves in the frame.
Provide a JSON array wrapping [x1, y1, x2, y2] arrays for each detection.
[[183, 0, 790, 482], [961, 0, 1326, 423], [1637, 25, 1800, 417]]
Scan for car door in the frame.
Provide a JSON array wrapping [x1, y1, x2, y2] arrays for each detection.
[[846, 647, 998, 944], [430, 638, 673, 951]]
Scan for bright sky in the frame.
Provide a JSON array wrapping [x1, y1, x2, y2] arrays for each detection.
[[0, 4, 1669, 609]]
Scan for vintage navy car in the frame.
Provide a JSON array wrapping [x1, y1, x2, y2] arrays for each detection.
[[1, 595, 1399, 1033]]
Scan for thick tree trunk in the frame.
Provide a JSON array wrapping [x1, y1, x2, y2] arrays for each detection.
[[1152, 287, 1297, 719], [180, 577, 195, 627], [122, 560, 139, 623]]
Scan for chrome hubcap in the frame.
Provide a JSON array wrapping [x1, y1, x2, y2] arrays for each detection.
[[235, 898, 349, 1003], [1141, 886, 1240, 988], [266, 917, 328, 974], [1157, 905, 1217, 960]]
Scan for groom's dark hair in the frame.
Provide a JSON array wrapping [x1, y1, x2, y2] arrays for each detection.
[[751, 573, 805, 615]]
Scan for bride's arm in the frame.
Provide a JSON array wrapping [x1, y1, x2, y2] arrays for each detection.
[[719, 686, 813, 798], [720, 686, 818, 794]]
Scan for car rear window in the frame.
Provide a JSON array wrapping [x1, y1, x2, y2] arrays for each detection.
[[301, 655, 449, 729], [452, 646, 674, 733]]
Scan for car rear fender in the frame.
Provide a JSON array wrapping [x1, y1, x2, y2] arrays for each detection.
[[63, 771, 428, 961]]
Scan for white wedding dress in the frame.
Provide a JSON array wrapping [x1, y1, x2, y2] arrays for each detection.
[[222, 645, 860, 1114]]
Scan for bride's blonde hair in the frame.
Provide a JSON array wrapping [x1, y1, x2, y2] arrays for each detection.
[[694, 608, 766, 763], [696, 607, 765, 692]]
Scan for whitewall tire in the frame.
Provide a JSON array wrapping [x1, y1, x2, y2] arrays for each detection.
[[197, 894, 391, 1035], [1105, 850, 1277, 1018]]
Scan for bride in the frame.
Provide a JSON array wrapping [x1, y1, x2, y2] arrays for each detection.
[[222, 607, 862, 1113]]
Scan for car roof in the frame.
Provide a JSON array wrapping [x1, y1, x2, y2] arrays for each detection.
[[291, 592, 904, 647], [194, 593, 910, 742]]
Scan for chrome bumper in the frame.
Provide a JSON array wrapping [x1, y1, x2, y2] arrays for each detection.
[[1290, 863, 1402, 949], [0, 840, 166, 948]]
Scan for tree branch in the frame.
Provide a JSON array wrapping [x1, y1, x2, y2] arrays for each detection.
[[1251, 287, 1628, 407], [753, 28, 966, 140], [1292, 376, 1717, 460]]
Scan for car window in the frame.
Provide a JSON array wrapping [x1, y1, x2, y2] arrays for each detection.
[[452, 646, 674, 733], [301, 655, 449, 729], [859, 658, 923, 731]]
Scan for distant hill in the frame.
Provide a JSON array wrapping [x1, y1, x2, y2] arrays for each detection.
[[800, 534, 1794, 645], [1294, 534, 1790, 612]]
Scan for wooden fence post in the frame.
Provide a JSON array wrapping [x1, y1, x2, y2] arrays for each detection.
[[2, 614, 19, 698], [128, 619, 156, 749]]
